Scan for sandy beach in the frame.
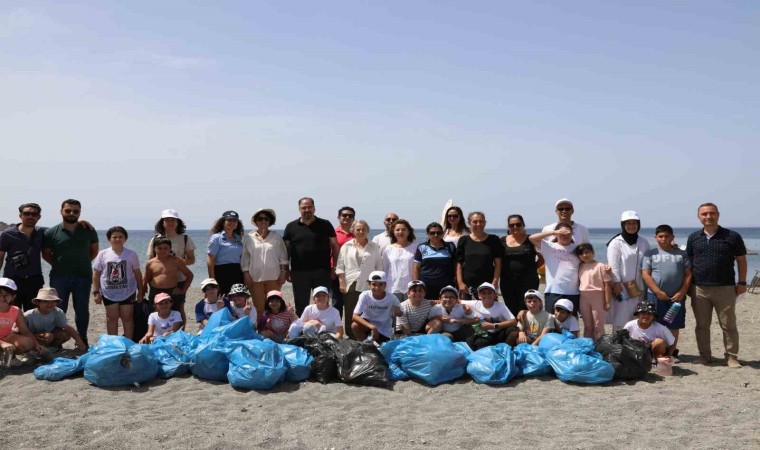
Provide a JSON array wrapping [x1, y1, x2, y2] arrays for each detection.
[[1, 287, 758, 450]]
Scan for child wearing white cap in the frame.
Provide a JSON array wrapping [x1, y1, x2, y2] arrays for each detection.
[[1, 278, 43, 366], [352, 271, 401, 343], [461, 282, 517, 350], [508, 290, 555, 346], [289, 287, 344, 339], [194, 278, 231, 331], [552, 299, 580, 336]]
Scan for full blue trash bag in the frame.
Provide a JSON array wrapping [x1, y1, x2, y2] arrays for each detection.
[[152, 331, 199, 378], [466, 343, 518, 384], [387, 334, 468, 386], [200, 308, 233, 339], [83, 335, 159, 387], [191, 336, 236, 382], [34, 353, 90, 381], [538, 332, 570, 353], [226, 339, 288, 390], [202, 316, 259, 342], [278, 344, 313, 383], [379, 339, 409, 381], [545, 339, 615, 384], [513, 343, 553, 377]]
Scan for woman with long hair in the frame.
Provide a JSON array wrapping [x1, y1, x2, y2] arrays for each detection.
[[207, 210, 244, 295], [443, 206, 470, 248], [382, 219, 418, 301]]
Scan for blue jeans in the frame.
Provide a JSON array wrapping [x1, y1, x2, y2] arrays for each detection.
[[50, 275, 91, 340]]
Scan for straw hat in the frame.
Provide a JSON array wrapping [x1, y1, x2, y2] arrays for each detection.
[[33, 287, 61, 304]]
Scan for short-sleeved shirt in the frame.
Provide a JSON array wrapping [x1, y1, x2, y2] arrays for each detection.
[[371, 232, 392, 252], [24, 308, 68, 334], [578, 261, 612, 292], [353, 291, 401, 338], [518, 310, 554, 341], [148, 310, 182, 337], [92, 247, 141, 301], [555, 315, 580, 333], [230, 304, 258, 325], [300, 304, 343, 333], [0, 225, 45, 278], [433, 304, 473, 332], [283, 217, 337, 271], [43, 224, 99, 277], [207, 232, 244, 265], [259, 310, 294, 336], [414, 241, 456, 288], [460, 300, 515, 332], [624, 319, 675, 346], [539, 240, 580, 295], [642, 246, 691, 296], [686, 226, 746, 286], [455, 235, 504, 286], [397, 300, 439, 333], [194, 298, 232, 323]]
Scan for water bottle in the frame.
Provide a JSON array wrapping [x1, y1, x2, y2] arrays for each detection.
[[663, 302, 682, 323]]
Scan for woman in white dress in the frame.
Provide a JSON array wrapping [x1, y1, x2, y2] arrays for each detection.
[[382, 219, 418, 302], [607, 211, 650, 332]]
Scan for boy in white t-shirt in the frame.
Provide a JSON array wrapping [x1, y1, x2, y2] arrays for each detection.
[[436, 285, 477, 341], [461, 282, 517, 350], [140, 293, 182, 343], [352, 271, 401, 343], [552, 298, 580, 337], [290, 286, 344, 339], [624, 301, 675, 359], [193, 278, 231, 331]]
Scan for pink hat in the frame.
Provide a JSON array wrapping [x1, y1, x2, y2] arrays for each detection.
[[266, 290, 284, 300], [154, 293, 172, 304]]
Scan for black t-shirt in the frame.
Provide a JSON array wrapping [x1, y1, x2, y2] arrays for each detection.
[[686, 226, 746, 286], [0, 225, 45, 278], [283, 217, 337, 271], [500, 235, 538, 279], [456, 234, 504, 286]]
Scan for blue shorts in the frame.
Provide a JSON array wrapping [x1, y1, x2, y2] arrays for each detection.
[[648, 292, 686, 329]]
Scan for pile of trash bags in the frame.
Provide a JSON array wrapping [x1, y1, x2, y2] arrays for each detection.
[[35, 309, 645, 388]]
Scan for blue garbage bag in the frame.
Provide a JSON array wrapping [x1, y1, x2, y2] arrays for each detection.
[[152, 331, 199, 378], [226, 339, 288, 390], [545, 340, 615, 384], [513, 343, 553, 377], [466, 343, 518, 384], [83, 335, 159, 387], [379, 339, 409, 381], [389, 334, 468, 385], [203, 316, 260, 342], [538, 332, 570, 353], [279, 343, 313, 383], [34, 353, 90, 381], [191, 336, 237, 382], [200, 308, 233, 339]]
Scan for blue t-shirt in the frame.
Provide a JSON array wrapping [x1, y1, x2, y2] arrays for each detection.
[[207, 232, 243, 265], [642, 246, 691, 296], [194, 297, 231, 323], [413, 241, 456, 287]]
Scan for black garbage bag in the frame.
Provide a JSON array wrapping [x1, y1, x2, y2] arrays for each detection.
[[133, 300, 154, 343], [333, 340, 389, 387], [595, 330, 651, 380], [287, 334, 339, 384]]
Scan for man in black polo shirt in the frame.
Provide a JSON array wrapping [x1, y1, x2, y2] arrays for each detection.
[[283, 197, 340, 315], [686, 202, 747, 368], [0, 203, 46, 311]]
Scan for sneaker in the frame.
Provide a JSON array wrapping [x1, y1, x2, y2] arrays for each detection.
[[726, 356, 742, 369], [1, 348, 13, 368]]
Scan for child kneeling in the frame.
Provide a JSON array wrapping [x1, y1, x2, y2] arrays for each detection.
[[289, 286, 344, 339], [624, 301, 675, 359], [352, 271, 401, 344], [0, 278, 42, 366], [25, 288, 87, 352]]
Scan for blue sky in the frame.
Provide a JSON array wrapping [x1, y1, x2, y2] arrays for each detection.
[[2, 1, 758, 231]]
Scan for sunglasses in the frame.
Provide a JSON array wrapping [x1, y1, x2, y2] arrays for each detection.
[[340, 214, 355, 218], [447, 214, 460, 219], [557, 207, 573, 212], [254, 216, 270, 222], [428, 231, 443, 236], [63, 209, 80, 214], [384, 218, 398, 223], [21, 211, 40, 217], [508, 223, 524, 228]]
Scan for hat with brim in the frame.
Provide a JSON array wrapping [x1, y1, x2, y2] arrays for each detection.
[[33, 287, 61, 303], [439, 285, 458, 297], [477, 282, 496, 292], [222, 210, 240, 220], [0, 277, 18, 292], [555, 198, 574, 209], [154, 293, 172, 304], [200, 278, 219, 290], [312, 286, 329, 297], [554, 298, 574, 313], [253, 208, 277, 226], [634, 301, 657, 317], [266, 290, 284, 300], [523, 289, 544, 302], [161, 209, 180, 219]]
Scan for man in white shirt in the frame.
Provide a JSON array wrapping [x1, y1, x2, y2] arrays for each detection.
[[542, 198, 590, 244], [372, 212, 399, 251]]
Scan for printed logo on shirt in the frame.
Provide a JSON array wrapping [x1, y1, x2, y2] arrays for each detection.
[[106, 261, 127, 287]]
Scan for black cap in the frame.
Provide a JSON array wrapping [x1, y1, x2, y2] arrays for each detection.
[[222, 210, 239, 220]]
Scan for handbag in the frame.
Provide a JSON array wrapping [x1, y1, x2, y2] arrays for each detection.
[[623, 280, 641, 298]]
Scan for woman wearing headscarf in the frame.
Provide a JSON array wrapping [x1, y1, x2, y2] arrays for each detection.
[[606, 211, 651, 332]]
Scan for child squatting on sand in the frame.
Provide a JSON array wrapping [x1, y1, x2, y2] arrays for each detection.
[[140, 293, 183, 344], [624, 301, 676, 359], [25, 287, 87, 352], [0, 278, 42, 366]]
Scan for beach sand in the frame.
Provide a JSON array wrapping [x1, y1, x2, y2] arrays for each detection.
[[1, 288, 759, 450]]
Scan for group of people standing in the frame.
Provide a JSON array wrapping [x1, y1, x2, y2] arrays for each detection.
[[0, 197, 749, 368]]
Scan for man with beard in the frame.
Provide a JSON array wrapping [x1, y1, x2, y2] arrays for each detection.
[[0, 203, 46, 312], [283, 197, 340, 315], [42, 199, 99, 344]]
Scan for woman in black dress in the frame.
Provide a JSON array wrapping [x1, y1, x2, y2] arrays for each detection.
[[500, 214, 543, 316]]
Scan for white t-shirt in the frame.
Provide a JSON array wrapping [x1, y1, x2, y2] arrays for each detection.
[[148, 310, 182, 337], [353, 291, 401, 338], [460, 300, 514, 333], [556, 315, 580, 333], [541, 222, 590, 244], [539, 240, 580, 295], [300, 304, 343, 333], [624, 320, 675, 346], [372, 232, 392, 252], [433, 303, 474, 333], [383, 243, 418, 294], [92, 247, 140, 301], [231, 305, 257, 325]]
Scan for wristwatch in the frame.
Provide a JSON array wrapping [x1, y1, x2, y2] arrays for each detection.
[[493, 323, 499, 330]]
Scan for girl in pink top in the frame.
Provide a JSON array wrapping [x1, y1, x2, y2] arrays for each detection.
[[258, 290, 298, 343], [574, 244, 613, 340], [0, 278, 41, 367]]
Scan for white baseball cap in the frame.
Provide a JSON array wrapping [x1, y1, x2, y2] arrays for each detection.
[[523, 289, 544, 302], [477, 282, 496, 292], [367, 271, 387, 283], [0, 278, 18, 291], [621, 210, 640, 221], [200, 278, 219, 290], [554, 298, 574, 313], [555, 198, 574, 208], [161, 209, 180, 219], [312, 286, 329, 297]]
